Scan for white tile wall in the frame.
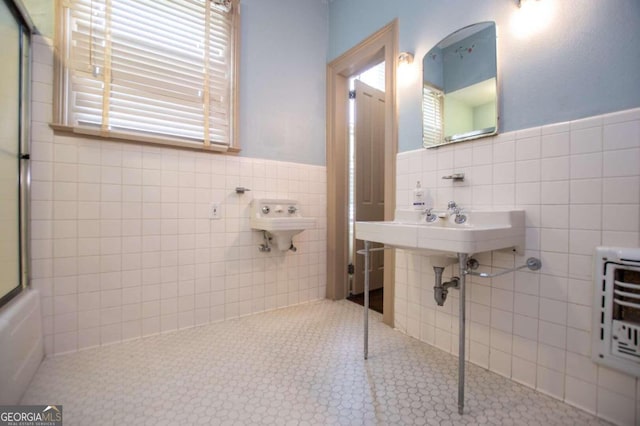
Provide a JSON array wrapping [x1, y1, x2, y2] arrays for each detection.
[[30, 36, 327, 356], [394, 107, 640, 426]]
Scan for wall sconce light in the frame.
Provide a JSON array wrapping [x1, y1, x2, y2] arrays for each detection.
[[398, 52, 414, 66], [397, 51, 417, 88], [511, 0, 554, 38]]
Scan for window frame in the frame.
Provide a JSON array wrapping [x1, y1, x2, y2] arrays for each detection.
[[53, 0, 241, 153]]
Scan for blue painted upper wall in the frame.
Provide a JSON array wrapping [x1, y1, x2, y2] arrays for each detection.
[[329, 0, 640, 152], [238, 0, 328, 165]]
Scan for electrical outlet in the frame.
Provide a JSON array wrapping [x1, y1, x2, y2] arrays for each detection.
[[209, 202, 221, 219]]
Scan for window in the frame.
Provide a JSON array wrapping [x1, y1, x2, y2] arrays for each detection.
[[422, 84, 443, 147], [55, 0, 239, 151]]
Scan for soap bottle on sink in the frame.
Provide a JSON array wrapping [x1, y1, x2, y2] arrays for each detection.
[[413, 181, 425, 210]]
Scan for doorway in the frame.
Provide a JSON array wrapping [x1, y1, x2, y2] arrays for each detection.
[[347, 68, 386, 313], [326, 20, 398, 325]]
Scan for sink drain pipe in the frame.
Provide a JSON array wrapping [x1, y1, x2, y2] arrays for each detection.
[[258, 231, 271, 252], [432, 266, 460, 306]]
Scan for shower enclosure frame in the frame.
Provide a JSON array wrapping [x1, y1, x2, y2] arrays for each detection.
[[0, 0, 33, 309]]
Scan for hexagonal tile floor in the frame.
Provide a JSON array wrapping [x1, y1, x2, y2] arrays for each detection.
[[21, 300, 609, 425]]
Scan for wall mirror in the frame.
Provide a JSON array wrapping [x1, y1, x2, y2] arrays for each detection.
[[422, 22, 498, 148]]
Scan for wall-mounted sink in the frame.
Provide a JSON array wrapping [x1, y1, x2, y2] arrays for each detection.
[[355, 208, 525, 255], [250, 199, 315, 251]]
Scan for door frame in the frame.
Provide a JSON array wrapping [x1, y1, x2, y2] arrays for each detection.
[[326, 20, 398, 326]]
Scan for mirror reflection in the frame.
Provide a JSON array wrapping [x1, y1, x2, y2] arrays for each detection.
[[423, 22, 498, 148]]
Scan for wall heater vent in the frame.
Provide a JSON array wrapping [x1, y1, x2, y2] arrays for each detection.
[[593, 247, 640, 377]]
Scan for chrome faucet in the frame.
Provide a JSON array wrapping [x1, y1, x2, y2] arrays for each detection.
[[422, 207, 437, 223], [447, 201, 458, 214], [447, 201, 467, 224]]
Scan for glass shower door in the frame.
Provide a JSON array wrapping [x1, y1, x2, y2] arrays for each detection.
[[0, 0, 28, 307]]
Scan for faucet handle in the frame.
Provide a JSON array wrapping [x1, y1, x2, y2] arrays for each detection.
[[422, 207, 438, 223], [453, 207, 467, 224]]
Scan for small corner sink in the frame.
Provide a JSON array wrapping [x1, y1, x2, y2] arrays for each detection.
[[250, 199, 316, 251], [355, 208, 525, 255]]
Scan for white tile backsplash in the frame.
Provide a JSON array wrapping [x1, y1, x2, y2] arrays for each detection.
[[603, 148, 640, 177], [541, 180, 570, 205], [565, 375, 597, 414], [394, 107, 640, 425], [570, 179, 603, 204], [571, 153, 603, 179], [603, 120, 640, 151], [597, 388, 636, 426]]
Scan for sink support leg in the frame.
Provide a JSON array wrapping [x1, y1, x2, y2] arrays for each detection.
[[457, 252, 468, 415], [363, 240, 370, 360]]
